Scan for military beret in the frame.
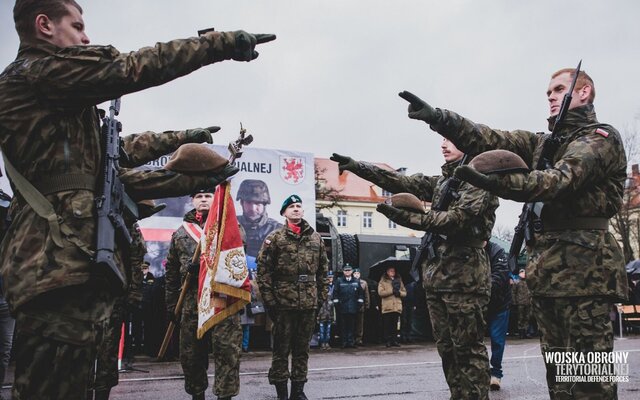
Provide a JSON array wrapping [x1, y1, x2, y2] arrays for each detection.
[[468, 150, 529, 175], [164, 143, 228, 175], [280, 194, 302, 215], [191, 187, 216, 197], [137, 200, 166, 219], [343, 264, 353, 271], [389, 193, 425, 213], [353, 268, 361, 273]]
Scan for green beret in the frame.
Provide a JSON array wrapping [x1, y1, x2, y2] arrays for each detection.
[[280, 194, 302, 215]]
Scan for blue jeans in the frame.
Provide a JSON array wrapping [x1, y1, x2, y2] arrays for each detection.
[[318, 321, 331, 345], [488, 308, 509, 379], [242, 324, 250, 350]]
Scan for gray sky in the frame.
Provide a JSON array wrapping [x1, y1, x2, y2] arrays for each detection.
[[1, 0, 639, 232]]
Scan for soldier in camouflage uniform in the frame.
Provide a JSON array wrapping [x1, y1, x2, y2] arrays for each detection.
[[400, 68, 628, 399], [512, 268, 532, 339], [236, 179, 283, 257], [165, 189, 242, 400], [331, 139, 498, 399], [257, 195, 329, 400], [0, 1, 272, 398]]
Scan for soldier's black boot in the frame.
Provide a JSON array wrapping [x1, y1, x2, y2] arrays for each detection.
[[290, 381, 308, 400], [275, 381, 289, 400], [192, 392, 205, 400], [94, 389, 111, 400]]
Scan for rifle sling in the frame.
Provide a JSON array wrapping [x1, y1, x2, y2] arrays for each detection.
[[3, 157, 94, 254], [542, 217, 608, 231]]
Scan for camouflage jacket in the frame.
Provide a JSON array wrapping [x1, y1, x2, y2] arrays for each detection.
[[511, 278, 531, 306], [165, 209, 201, 313], [352, 162, 497, 295], [126, 223, 146, 306], [0, 35, 236, 311], [238, 213, 283, 258], [256, 219, 329, 310], [430, 104, 628, 300]]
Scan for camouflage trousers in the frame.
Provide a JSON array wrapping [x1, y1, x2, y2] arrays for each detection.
[[426, 292, 490, 400], [180, 303, 242, 397], [269, 309, 316, 384], [532, 296, 617, 400], [12, 283, 114, 400], [90, 297, 127, 392], [517, 304, 532, 331]]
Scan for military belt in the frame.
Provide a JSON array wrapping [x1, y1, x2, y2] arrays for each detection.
[[277, 274, 316, 283], [33, 174, 96, 195], [543, 217, 609, 231], [445, 238, 486, 248]]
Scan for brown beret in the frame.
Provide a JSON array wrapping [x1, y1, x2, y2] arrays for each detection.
[[164, 144, 228, 174], [390, 193, 425, 213], [469, 150, 529, 175], [137, 200, 166, 219]]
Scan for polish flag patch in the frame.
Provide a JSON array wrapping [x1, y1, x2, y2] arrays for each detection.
[[595, 128, 610, 138]]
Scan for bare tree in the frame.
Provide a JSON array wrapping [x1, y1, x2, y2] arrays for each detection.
[[612, 119, 640, 263], [315, 165, 345, 211], [492, 224, 514, 242]]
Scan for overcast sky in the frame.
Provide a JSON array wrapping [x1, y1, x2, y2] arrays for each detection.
[[1, 0, 639, 233]]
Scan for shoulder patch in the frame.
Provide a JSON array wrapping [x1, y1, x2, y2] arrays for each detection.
[[595, 128, 609, 138]]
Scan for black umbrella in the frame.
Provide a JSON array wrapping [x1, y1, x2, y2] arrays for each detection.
[[626, 259, 640, 277], [368, 257, 414, 284]]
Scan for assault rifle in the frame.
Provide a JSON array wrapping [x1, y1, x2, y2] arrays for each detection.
[[95, 99, 138, 287], [507, 60, 582, 273], [410, 154, 469, 281]]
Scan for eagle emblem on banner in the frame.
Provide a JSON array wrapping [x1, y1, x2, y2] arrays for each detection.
[[280, 156, 305, 185]]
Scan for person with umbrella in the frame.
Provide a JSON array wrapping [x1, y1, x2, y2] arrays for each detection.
[[378, 267, 406, 347]]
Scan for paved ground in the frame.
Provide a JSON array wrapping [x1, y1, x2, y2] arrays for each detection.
[[3, 335, 640, 399]]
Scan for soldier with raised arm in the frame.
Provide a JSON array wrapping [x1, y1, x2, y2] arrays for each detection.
[[399, 66, 627, 399], [0, 1, 274, 398]]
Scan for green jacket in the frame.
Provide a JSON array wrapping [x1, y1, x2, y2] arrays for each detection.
[[0, 34, 236, 311], [430, 104, 628, 300], [165, 210, 201, 314], [256, 219, 329, 310], [353, 162, 497, 295]]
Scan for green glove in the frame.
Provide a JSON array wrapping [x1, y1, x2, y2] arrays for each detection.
[[329, 153, 358, 174], [232, 31, 277, 61], [398, 91, 438, 124], [454, 165, 499, 192], [376, 203, 401, 219], [185, 126, 220, 144]]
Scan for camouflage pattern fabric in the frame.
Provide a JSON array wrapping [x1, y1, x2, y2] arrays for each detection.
[[92, 297, 126, 392], [11, 283, 114, 400], [532, 297, 616, 400], [429, 102, 627, 398], [238, 214, 283, 258], [429, 104, 627, 300], [517, 304, 532, 332], [0, 32, 240, 313], [512, 278, 531, 306], [165, 210, 242, 397], [257, 219, 329, 385], [256, 219, 329, 310], [426, 292, 490, 400], [353, 161, 496, 295], [268, 310, 316, 384]]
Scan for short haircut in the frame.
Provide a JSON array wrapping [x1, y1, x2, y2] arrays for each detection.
[[551, 68, 596, 103], [13, 0, 83, 42]]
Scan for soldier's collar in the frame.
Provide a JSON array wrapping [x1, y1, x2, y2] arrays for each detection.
[[547, 104, 598, 131], [17, 39, 60, 59]]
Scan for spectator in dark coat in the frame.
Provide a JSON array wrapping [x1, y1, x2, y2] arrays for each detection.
[[485, 241, 512, 391], [333, 265, 364, 348]]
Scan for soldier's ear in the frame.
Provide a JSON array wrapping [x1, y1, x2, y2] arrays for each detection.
[[35, 14, 55, 39]]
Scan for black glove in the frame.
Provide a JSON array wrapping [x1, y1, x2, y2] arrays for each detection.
[[398, 91, 438, 124], [392, 279, 401, 291], [187, 259, 200, 275], [266, 306, 279, 322], [185, 126, 220, 144], [167, 310, 181, 327], [393, 288, 401, 297], [208, 163, 240, 180], [231, 31, 276, 61], [329, 153, 358, 175], [454, 165, 500, 192]]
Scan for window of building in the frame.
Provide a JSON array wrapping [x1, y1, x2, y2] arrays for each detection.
[[363, 211, 373, 228], [388, 219, 397, 229], [337, 210, 347, 227]]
